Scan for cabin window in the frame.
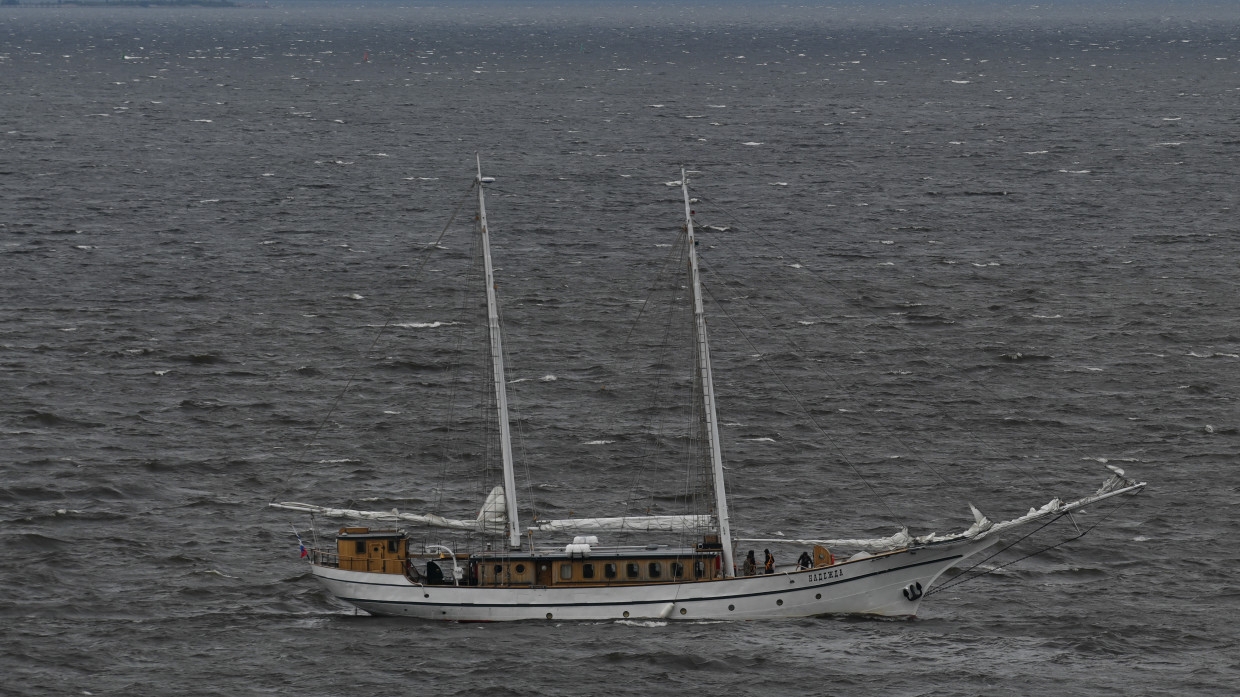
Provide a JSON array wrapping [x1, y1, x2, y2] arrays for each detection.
[[671, 562, 684, 579], [582, 563, 595, 579], [493, 564, 503, 575], [649, 562, 662, 579], [515, 564, 526, 574], [694, 561, 706, 579], [626, 563, 640, 579], [354, 540, 365, 554], [387, 539, 399, 553], [560, 564, 573, 580], [604, 563, 618, 579]]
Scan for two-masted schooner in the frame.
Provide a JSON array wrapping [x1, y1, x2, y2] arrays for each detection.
[[272, 158, 1145, 621]]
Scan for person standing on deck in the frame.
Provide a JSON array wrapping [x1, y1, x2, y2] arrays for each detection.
[[763, 549, 775, 574], [743, 550, 757, 576]]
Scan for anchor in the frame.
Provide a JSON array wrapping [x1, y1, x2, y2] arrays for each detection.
[[902, 581, 924, 601]]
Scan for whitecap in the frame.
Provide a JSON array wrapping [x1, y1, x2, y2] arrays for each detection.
[[191, 119, 213, 123], [742, 141, 763, 146], [388, 321, 458, 329], [346, 293, 364, 300], [1059, 169, 1091, 174], [583, 440, 615, 445], [770, 182, 788, 186], [615, 620, 667, 627], [1023, 150, 1049, 155], [540, 375, 557, 382], [744, 437, 776, 442], [154, 369, 170, 376], [950, 80, 971, 84]]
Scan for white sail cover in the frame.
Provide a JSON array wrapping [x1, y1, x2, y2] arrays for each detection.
[[738, 472, 1145, 552], [533, 514, 716, 533], [271, 485, 508, 533]]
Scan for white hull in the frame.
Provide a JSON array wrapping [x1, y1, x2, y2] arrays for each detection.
[[310, 537, 998, 621]]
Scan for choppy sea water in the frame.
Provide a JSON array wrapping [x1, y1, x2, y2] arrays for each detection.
[[2, 2, 1238, 695]]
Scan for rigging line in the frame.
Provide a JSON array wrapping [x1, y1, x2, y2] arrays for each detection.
[[684, 194, 976, 488], [704, 246, 952, 486], [437, 229, 486, 517], [688, 186, 1055, 493], [619, 230, 696, 521], [694, 246, 953, 490], [694, 259, 900, 524], [927, 498, 1132, 596], [622, 229, 700, 346], [270, 179, 476, 506]]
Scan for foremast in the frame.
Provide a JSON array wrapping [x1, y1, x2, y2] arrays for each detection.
[[476, 155, 522, 550], [681, 168, 735, 577]]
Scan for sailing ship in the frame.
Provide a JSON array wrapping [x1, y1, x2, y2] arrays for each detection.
[[272, 158, 1145, 621]]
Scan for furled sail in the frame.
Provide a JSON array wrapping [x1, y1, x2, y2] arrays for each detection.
[[270, 485, 508, 533], [532, 514, 716, 533]]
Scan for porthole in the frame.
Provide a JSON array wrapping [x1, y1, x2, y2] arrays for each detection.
[[515, 563, 526, 574], [546, 613, 553, 620], [680, 608, 687, 615], [623, 611, 630, 618], [728, 604, 735, 611], [777, 599, 784, 606], [815, 593, 821, 600]]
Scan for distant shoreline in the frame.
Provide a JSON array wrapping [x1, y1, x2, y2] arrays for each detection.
[[4, 0, 240, 6]]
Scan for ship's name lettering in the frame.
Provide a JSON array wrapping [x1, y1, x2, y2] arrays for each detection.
[[808, 569, 843, 581]]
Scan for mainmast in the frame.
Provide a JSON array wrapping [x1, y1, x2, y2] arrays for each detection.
[[476, 155, 522, 550], [681, 168, 735, 577]]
